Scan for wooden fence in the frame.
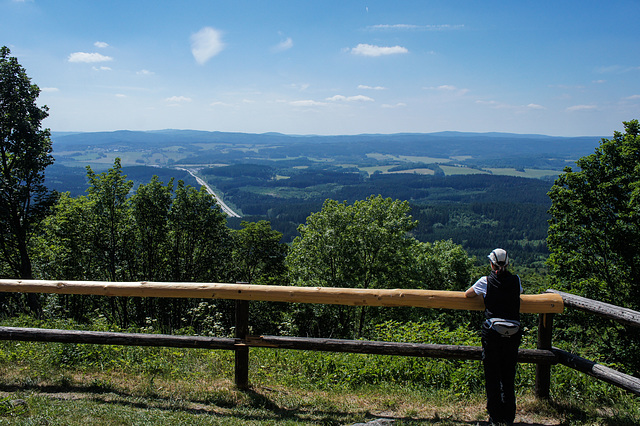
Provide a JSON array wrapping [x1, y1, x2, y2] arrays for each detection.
[[545, 290, 640, 396], [0, 279, 637, 398]]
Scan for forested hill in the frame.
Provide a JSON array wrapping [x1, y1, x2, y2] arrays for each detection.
[[48, 129, 604, 267], [51, 129, 602, 164]]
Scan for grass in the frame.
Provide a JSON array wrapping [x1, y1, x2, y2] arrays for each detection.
[[0, 341, 637, 425], [0, 369, 548, 425]]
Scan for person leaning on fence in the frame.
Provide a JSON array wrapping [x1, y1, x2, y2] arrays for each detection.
[[465, 248, 523, 426]]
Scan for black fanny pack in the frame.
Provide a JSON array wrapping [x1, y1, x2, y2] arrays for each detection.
[[485, 318, 520, 336]]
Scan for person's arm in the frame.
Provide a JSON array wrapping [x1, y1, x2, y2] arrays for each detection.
[[465, 276, 487, 298]]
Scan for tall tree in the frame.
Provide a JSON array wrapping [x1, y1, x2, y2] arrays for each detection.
[[231, 220, 287, 284], [131, 176, 174, 281], [286, 195, 418, 337], [547, 120, 640, 373], [547, 119, 640, 308], [0, 47, 54, 281], [287, 195, 417, 290], [86, 158, 135, 282], [0, 46, 54, 314], [168, 182, 232, 283]]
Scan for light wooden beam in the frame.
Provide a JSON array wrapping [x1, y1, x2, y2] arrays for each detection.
[[0, 279, 564, 313]]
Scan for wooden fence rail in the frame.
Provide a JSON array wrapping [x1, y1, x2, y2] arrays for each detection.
[[0, 326, 557, 363], [546, 289, 640, 328], [545, 289, 640, 397], [0, 279, 563, 313]]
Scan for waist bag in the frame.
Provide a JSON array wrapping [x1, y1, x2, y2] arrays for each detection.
[[485, 318, 520, 337]]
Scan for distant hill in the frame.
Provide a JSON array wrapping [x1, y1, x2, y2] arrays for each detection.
[[51, 129, 603, 162]]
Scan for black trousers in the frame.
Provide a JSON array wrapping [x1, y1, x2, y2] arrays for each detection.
[[481, 325, 522, 424]]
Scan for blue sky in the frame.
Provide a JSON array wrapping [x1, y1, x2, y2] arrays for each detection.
[[2, 0, 639, 136]]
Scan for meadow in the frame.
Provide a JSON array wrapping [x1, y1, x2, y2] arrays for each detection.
[[0, 316, 638, 425]]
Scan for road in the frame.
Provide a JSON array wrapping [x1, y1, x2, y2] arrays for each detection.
[[176, 168, 241, 218]]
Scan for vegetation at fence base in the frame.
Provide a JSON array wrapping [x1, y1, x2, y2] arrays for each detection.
[[0, 318, 638, 425]]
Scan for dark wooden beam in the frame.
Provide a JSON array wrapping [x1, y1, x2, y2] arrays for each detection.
[[546, 290, 640, 328], [553, 347, 640, 396]]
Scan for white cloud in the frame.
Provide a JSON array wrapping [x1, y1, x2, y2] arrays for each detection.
[[527, 103, 545, 110], [68, 52, 113, 63], [288, 83, 310, 91], [381, 103, 407, 108], [137, 69, 154, 75], [115, 94, 127, 98], [358, 85, 386, 90], [368, 24, 464, 31], [567, 104, 597, 112], [625, 95, 640, 100], [475, 100, 513, 109], [290, 100, 328, 107], [92, 66, 112, 71], [94, 41, 109, 48], [191, 27, 225, 64], [596, 65, 640, 74], [548, 84, 585, 90], [165, 96, 192, 103], [272, 37, 293, 53], [40, 87, 59, 93], [424, 85, 469, 96], [326, 94, 375, 102], [350, 43, 408, 57]]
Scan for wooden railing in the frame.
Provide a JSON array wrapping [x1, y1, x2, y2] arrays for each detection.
[[0, 279, 636, 398], [545, 290, 640, 396]]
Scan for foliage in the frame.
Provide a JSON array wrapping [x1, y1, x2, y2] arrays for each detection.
[[86, 158, 135, 282], [0, 47, 55, 316], [286, 195, 419, 337], [231, 220, 288, 284], [33, 160, 289, 332], [287, 195, 417, 290], [548, 119, 640, 308], [547, 120, 640, 374]]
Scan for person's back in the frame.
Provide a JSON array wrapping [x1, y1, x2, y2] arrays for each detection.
[[484, 269, 520, 321]]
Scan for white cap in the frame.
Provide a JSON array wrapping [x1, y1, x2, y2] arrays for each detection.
[[488, 248, 509, 266]]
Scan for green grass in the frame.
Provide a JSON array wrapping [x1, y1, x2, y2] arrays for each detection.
[[0, 318, 637, 425], [0, 354, 637, 425]]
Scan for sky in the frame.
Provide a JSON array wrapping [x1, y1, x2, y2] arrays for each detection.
[[1, 0, 639, 137]]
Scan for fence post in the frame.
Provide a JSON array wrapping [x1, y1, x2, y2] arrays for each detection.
[[535, 313, 554, 399], [234, 300, 250, 390]]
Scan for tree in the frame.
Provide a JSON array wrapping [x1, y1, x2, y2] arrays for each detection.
[[409, 239, 474, 292], [0, 47, 54, 281], [168, 182, 232, 283], [547, 120, 640, 373], [286, 195, 418, 337], [34, 192, 94, 281], [131, 176, 174, 281], [0, 46, 54, 315], [287, 195, 417, 290], [547, 120, 640, 308], [86, 158, 135, 282], [231, 220, 287, 284]]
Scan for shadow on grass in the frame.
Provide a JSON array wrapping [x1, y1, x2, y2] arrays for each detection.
[[0, 382, 634, 425], [548, 399, 640, 426]]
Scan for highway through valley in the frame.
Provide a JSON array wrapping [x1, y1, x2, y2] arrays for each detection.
[[176, 168, 241, 218]]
